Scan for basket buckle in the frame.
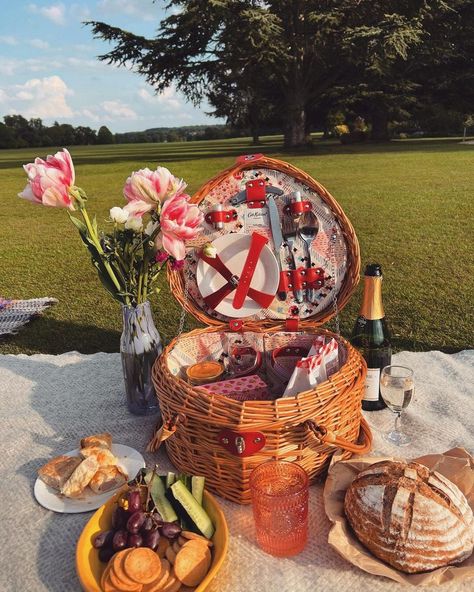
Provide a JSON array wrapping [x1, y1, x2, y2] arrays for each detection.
[[218, 428, 266, 457]]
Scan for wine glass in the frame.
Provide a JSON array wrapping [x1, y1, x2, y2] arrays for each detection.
[[380, 365, 414, 446]]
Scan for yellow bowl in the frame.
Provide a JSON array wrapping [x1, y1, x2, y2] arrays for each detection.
[[76, 488, 228, 591]]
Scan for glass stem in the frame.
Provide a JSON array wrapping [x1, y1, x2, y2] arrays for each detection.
[[394, 411, 401, 433]]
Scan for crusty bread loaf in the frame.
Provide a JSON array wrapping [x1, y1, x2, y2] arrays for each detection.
[[344, 460, 474, 573]]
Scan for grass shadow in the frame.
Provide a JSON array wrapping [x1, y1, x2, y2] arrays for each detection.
[[0, 138, 472, 171], [0, 316, 121, 355]]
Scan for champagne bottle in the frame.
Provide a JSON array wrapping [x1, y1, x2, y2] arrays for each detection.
[[351, 263, 392, 411]]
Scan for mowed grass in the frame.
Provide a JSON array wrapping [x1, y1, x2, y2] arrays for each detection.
[[0, 135, 473, 355]]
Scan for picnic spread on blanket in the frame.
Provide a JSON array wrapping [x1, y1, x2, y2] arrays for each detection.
[[2, 150, 472, 591]]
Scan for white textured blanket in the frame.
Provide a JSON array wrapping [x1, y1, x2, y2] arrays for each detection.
[[0, 350, 472, 592]]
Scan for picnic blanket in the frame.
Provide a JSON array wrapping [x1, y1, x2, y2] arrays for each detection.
[[0, 297, 57, 336], [0, 349, 473, 591]]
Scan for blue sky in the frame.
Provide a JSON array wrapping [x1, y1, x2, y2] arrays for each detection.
[[0, 1, 221, 132]]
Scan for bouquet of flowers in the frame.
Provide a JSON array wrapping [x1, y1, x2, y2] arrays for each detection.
[[18, 148, 204, 415], [18, 148, 203, 307]]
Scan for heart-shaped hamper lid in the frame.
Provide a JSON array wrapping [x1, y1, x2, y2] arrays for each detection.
[[168, 154, 361, 330]]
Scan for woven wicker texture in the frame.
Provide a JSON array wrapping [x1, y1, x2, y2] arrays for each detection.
[[169, 155, 361, 328], [154, 156, 369, 504], [0, 297, 57, 336]]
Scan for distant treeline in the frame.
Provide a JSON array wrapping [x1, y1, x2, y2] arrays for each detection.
[[0, 114, 264, 149]]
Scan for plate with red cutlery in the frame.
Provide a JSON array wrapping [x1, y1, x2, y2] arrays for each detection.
[[197, 233, 279, 318]]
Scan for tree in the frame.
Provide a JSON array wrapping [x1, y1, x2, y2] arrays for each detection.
[[75, 126, 97, 145], [97, 125, 115, 144], [88, 1, 450, 146], [0, 122, 16, 148]]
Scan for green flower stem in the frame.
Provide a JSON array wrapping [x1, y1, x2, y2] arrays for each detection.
[[79, 204, 131, 306]]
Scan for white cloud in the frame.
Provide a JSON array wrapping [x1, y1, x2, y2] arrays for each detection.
[[101, 100, 138, 119], [0, 35, 17, 45], [28, 3, 66, 26], [98, 0, 157, 22], [3, 76, 74, 119], [0, 59, 18, 76], [29, 39, 50, 49], [137, 86, 182, 111]]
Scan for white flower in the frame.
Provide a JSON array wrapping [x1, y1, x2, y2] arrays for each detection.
[[125, 216, 143, 232], [110, 206, 129, 224], [144, 220, 159, 236]]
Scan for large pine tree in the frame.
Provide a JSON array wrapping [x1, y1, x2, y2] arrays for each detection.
[[87, 1, 472, 145]]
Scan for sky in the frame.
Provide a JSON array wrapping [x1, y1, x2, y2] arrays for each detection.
[[0, 0, 222, 132]]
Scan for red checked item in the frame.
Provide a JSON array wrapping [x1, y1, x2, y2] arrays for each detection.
[[233, 233, 269, 309]]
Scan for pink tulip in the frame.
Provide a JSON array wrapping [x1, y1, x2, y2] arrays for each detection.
[[157, 193, 203, 261], [123, 166, 186, 216], [18, 148, 76, 210]]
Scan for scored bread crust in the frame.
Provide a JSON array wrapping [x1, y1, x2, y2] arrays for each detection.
[[344, 460, 474, 574]]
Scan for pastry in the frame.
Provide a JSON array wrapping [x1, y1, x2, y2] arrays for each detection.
[[61, 456, 99, 498], [80, 433, 112, 450], [80, 445, 118, 467], [344, 460, 474, 573], [37, 455, 82, 491], [89, 465, 128, 494]]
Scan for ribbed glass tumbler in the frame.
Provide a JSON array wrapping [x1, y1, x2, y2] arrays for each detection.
[[249, 460, 309, 557]]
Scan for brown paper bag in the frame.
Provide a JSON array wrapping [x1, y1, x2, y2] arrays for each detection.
[[324, 447, 474, 586]]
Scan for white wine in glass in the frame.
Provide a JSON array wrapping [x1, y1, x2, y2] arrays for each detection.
[[380, 365, 414, 446]]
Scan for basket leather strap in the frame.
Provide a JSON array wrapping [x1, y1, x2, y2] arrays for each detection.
[[304, 417, 372, 454], [200, 251, 274, 309], [146, 413, 186, 452], [232, 232, 269, 309]]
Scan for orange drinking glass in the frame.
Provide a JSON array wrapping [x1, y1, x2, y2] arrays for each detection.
[[249, 460, 309, 556]]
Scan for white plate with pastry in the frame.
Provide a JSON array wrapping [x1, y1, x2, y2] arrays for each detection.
[[34, 434, 145, 513]]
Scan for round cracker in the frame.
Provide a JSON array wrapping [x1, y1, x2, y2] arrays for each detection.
[[110, 549, 142, 591], [181, 531, 213, 546], [124, 547, 162, 585], [161, 569, 182, 592], [174, 545, 211, 587], [165, 545, 177, 565], [142, 559, 170, 592]]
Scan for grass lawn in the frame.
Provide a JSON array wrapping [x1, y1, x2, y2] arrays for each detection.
[[0, 135, 472, 355]]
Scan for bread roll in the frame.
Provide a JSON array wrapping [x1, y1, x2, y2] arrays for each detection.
[[80, 433, 112, 450], [344, 460, 474, 573], [61, 457, 99, 498], [89, 466, 128, 494], [38, 455, 82, 491], [80, 445, 118, 467]]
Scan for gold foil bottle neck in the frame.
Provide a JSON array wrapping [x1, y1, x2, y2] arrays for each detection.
[[360, 276, 385, 320]]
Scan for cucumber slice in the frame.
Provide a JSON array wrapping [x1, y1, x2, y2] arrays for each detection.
[[170, 480, 215, 539], [192, 476, 205, 506], [148, 474, 178, 523], [166, 472, 176, 489]]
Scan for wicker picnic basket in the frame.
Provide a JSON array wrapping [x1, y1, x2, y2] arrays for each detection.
[[151, 154, 372, 504]]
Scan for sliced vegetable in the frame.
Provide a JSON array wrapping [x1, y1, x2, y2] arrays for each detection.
[[148, 473, 178, 523], [191, 476, 205, 506], [170, 480, 215, 539], [166, 471, 176, 488]]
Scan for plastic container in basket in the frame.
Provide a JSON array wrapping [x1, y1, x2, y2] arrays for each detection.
[[151, 154, 372, 504]]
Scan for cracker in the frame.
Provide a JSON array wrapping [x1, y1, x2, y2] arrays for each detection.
[[174, 545, 211, 587], [124, 547, 162, 585]]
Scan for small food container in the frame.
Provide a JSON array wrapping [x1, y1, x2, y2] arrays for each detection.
[[186, 361, 225, 386]]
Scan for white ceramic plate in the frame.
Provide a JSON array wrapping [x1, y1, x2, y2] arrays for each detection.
[[197, 233, 279, 318], [34, 444, 145, 514]]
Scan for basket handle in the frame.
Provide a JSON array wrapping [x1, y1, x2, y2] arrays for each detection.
[[146, 413, 186, 452], [304, 417, 372, 454]]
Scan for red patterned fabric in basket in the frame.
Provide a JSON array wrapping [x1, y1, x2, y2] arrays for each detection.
[[201, 374, 273, 401]]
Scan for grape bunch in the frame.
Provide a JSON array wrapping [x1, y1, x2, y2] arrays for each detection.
[[92, 489, 182, 562]]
